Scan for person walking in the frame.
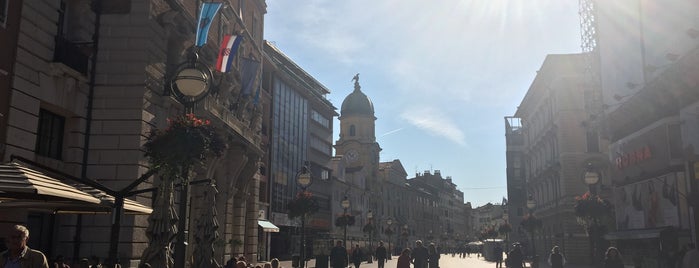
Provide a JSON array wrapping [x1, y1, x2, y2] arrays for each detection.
[[493, 244, 503, 268], [506, 243, 524, 268], [1, 224, 49, 268], [351, 245, 363, 268], [53, 255, 70, 268], [410, 240, 428, 268], [603, 247, 624, 268], [427, 243, 439, 268], [547, 246, 565, 268], [397, 248, 411, 268], [329, 241, 348, 268], [375, 241, 388, 268]]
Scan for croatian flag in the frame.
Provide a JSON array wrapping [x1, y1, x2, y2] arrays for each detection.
[[195, 2, 223, 47], [216, 35, 243, 72]]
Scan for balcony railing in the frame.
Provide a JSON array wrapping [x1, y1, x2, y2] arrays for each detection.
[[53, 37, 90, 75]]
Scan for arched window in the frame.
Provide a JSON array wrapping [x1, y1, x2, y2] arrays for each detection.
[[350, 125, 356, 136]]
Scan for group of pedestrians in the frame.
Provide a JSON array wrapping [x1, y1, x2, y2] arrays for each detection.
[[330, 240, 440, 268]]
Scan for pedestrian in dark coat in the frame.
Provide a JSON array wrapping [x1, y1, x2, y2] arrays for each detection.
[[547, 246, 565, 268], [506, 243, 524, 268], [397, 248, 411, 268], [329, 241, 348, 268], [411, 240, 428, 268], [351, 245, 363, 268], [375, 241, 388, 268], [603, 247, 624, 268], [493, 244, 503, 268], [427, 243, 439, 268]]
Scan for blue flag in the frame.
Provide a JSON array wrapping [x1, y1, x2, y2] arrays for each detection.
[[195, 2, 223, 47], [241, 58, 260, 96]]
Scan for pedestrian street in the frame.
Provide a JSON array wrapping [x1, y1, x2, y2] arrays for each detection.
[[277, 253, 592, 268]]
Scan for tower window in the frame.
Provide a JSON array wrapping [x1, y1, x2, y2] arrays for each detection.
[[350, 125, 356, 136]]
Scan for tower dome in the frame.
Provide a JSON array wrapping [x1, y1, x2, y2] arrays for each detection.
[[341, 74, 374, 116]]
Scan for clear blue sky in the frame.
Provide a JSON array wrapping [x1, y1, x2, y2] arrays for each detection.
[[264, 0, 582, 207]]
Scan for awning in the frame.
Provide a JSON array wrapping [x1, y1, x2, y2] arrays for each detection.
[[0, 162, 101, 204], [0, 162, 152, 214], [604, 227, 671, 240], [258, 220, 280, 232]]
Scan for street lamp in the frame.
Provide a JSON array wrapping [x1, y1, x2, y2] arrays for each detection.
[[526, 195, 537, 258], [172, 50, 213, 268], [583, 162, 600, 265], [342, 197, 351, 248], [584, 163, 600, 195], [296, 163, 313, 268], [402, 225, 409, 249], [386, 219, 393, 259], [366, 210, 373, 263]]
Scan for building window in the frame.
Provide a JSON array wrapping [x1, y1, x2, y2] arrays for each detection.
[[36, 109, 65, 160], [349, 125, 356, 136], [311, 110, 330, 128], [0, 0, 7, 27]]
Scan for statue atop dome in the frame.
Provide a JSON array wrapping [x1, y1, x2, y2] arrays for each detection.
[[352, 73, 360, 91]]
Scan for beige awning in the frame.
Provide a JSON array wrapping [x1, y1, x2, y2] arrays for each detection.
[[0, 162, 152, 214], [0, 162, 101, 204]]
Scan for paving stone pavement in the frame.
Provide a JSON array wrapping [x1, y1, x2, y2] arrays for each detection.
[[266, 254, 594, 268]]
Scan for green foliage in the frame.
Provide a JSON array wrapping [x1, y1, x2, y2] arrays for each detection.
[[144, 113, 226, 177]]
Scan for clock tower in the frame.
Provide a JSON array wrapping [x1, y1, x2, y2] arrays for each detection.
[[335, 74, 381, 168]]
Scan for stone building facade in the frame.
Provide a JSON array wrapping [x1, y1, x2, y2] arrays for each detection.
[[0, 0, 269, 267], [507, 53, 609, 263]]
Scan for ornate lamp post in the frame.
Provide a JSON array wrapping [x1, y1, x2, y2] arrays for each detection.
[[342, 197, 351, 248], [171, 50, 214, 268], [385, 218, 393, 259], [366, 210, 373, 263], [296, 163, 313, 268], [526, 195, 537, 259], [402, 225, 409, 249], [584, 163, 600, 195], [583, 162, 600, 265]]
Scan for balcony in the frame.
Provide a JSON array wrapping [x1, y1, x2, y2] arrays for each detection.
[[53, 37, 90, 75]]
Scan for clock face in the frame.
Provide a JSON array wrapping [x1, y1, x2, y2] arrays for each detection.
[[346, 150, 359, 162]]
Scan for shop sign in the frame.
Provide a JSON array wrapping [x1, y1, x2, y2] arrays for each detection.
[[615, 145, 652, 170]]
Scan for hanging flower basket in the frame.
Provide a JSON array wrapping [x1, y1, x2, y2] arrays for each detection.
[[574, 191, 612, 219], [498, 222, 512, 235], [335, 214, 355, 227], [384, 227, 394, 236], [287, 191, 319, 219], [480, 226, 498, 239], [363, 223, 375, 233], [144, 113, 226, 177]]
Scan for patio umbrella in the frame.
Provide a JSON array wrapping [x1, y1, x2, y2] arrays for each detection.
[[140, 181, 176, 268], [193, 183, 221, 268]]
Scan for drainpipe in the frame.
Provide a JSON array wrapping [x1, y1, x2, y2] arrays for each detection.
[[74, 0, 102, 264]]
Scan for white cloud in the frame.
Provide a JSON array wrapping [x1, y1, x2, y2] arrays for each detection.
[[400, 108, 466, 146], [380, 128, 404, 138]]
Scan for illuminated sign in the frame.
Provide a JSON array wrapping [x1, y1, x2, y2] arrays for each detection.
[[615, 146, 652, 170]]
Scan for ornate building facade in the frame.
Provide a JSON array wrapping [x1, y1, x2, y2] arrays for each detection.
[[0, 0, 269, 267]]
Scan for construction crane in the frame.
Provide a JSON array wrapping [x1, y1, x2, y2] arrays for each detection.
[[579, 0, 604, 118]]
